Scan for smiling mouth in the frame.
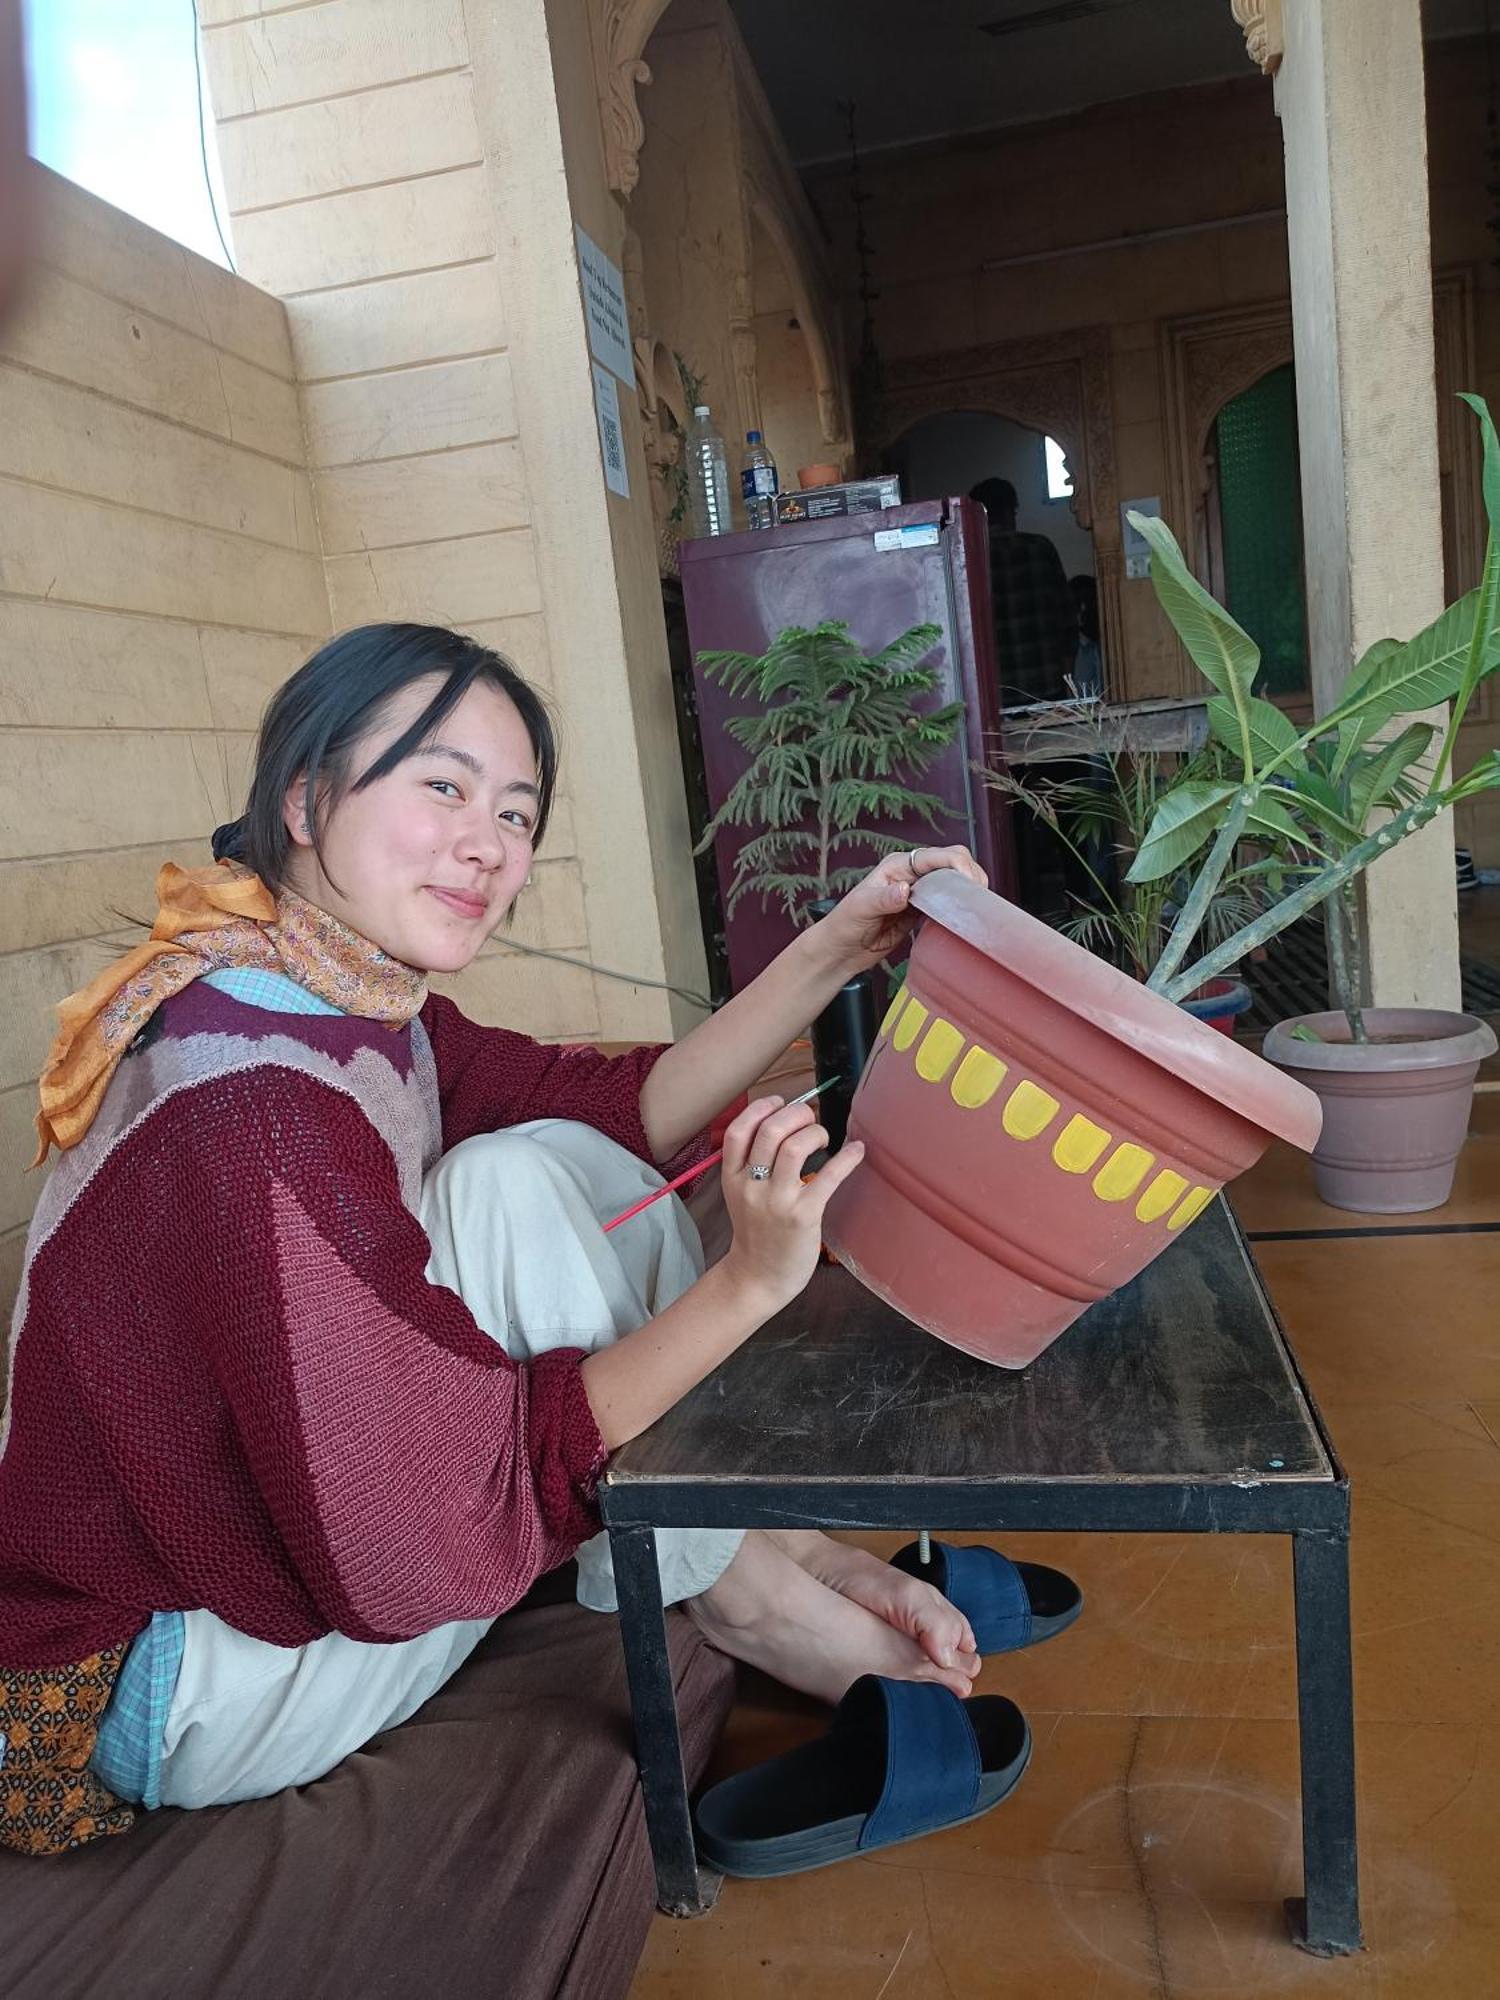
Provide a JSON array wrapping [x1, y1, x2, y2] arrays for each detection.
[[426, 886, 489, 920]]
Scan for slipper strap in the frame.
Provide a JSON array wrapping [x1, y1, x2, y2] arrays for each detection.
[[938, 1542, 1033, 1652], [855, 1678, 981, 1850]]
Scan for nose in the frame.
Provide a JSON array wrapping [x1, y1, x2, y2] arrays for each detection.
[[455, 806, 504, 871]]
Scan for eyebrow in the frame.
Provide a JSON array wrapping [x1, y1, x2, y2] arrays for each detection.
[[422, 743, 540, 799]]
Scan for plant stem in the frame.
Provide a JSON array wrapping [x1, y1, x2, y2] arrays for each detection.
[[1164, 791, 1449, 1001], [1145, 791, 1253, 995], [1323, 884, 1367, 1042]]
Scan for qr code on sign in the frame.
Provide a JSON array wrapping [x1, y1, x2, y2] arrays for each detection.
[[601, 413, 623, 474]]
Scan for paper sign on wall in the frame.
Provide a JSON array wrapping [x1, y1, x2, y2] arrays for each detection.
[[593, 362, 630, 498], [1121, 496, 1162, 579], [576, 225, 635, 385]]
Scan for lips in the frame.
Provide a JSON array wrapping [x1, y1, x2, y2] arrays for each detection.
[[426, 885, 489, 920]]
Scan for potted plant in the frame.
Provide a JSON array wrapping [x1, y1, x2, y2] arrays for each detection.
[[693, 619, 965, 1142], [982, 712, 1294, 1032], [821, 394, 1500, 1365]]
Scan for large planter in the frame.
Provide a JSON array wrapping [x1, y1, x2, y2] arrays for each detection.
[[822, 875, 1322, 1368], [1261, 1008, 1496, 1214]]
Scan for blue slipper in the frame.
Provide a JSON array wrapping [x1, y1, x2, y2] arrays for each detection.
[[695, 1675, 1030, 1880], [890, 1539, 1083, 1654]]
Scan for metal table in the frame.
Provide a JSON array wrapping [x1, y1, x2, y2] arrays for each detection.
[[600, 1198, 1360, 1956]]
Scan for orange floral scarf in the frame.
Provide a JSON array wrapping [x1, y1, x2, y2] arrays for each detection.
[[34, 860, 427, 1163]]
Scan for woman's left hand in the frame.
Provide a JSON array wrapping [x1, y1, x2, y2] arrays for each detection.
[[815, 845, 988, 972]]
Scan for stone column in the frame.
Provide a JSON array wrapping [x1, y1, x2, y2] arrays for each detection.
[[1268, 0, 1461, 1009]]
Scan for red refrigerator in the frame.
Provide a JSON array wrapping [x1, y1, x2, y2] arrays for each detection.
[[679, 495, 1016, 993]]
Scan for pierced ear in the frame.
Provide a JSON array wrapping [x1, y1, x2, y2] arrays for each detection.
[[283, 775, 315, 849]]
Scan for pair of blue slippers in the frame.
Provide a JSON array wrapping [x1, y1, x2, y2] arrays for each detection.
[[695, 1539, 1082, 1880]]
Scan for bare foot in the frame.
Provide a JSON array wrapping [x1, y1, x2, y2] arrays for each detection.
[[686, 1531, 974, 1704], [766, 1530, 980, 1678]]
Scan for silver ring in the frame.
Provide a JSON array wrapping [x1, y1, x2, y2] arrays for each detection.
[[747, 1163, 772, 1181], [908, 847, 921, 873]]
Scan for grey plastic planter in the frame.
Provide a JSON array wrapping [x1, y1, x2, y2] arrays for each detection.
[[1262, 1008, 1497, 1214]]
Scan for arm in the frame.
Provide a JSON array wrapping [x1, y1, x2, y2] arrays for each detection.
[[638, 847, 990, 1158]]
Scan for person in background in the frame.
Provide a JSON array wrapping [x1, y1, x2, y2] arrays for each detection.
[[1069, 572, 1103, 699], [970, 476, 1078, 708]]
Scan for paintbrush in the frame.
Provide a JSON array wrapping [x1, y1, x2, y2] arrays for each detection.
[[601, 1076, 840, 1232]]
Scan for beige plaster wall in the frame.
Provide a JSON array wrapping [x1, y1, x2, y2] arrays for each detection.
[[199, 0, 708, 1047], [0, 163, 331, 1317]]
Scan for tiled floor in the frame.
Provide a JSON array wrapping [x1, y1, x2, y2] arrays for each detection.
[[629, 1089, 1500, 1995]]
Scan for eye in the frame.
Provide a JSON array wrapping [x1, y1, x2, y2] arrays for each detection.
[[426, 778, 462, 799], [500, 808, 535, 835]]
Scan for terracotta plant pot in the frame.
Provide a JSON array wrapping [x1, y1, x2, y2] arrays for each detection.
[[1261, 1008, 1497, 1214], [796, 463, 841, 489], [822, 876, 1321, 1368]]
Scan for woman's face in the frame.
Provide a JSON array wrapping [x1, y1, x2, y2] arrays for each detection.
[[282, 675, 542, 973]]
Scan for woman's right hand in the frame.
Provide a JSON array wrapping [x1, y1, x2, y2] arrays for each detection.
[[718, 1095, 865, 1314]]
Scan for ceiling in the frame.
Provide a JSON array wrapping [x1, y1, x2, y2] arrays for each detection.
[[727, 0, 1492, 165]]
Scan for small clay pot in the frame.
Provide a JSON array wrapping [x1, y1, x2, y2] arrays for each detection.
[[1262, 1008, 1496, 1213], [821, 876, 1321, 1368], [1179, 976, 1253, 1038], [797, 463, 841, 489]]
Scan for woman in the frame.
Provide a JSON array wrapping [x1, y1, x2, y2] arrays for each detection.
[[0, 623, 991, 1855]]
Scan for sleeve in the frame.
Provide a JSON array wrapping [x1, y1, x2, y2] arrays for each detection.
[[420, 991, 671, 1162], [126, 1067, 610, 1642]]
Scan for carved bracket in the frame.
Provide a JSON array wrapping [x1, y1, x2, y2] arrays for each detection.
[[1230, 0, 1284, 77], [591, 0, 675, 199]]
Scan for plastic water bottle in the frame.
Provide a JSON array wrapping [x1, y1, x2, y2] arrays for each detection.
[[740, 430, 778, 530], [685, 405, 732, 537]]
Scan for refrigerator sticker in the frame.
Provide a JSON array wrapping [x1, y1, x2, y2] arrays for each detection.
[[874, 525, 941, 552]]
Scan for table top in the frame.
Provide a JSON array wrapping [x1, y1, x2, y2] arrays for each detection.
[[600, 1200, 1341, 1534]]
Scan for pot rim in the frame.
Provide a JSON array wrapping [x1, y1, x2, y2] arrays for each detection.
[[1262, 1008, 1499, 1072], [909, 873, 1322, 1151]]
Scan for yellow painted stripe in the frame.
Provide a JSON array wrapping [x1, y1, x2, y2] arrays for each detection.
[[915, 1018, 965, 1082], [878, 989, 906, 1039], [1053, 1114, 1111, 1174], [1136, 1169, 1190, 1223], [1002, 1079, 1059, 1140], [950, 1045, 1008, 1109], [1168, 1184, 1217, 1232], [1093, 1143, 1154, 1202], [892, 998, 928, 1052]]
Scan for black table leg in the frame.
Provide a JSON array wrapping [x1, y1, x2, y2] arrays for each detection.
[[1286, 1527, 1362, 1956], [609, 1523, 722, 1917]]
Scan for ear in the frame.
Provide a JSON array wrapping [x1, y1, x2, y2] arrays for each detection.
[[282, 774, 315, 849]]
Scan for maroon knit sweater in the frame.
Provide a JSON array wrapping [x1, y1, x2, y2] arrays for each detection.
[[0, 984, 668, 1669]]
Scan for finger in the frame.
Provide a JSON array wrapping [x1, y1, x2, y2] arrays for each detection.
[[801, 1137, 866, 1206], [721, 1095, 783, 1176], [767, 1122, 829, 1188]]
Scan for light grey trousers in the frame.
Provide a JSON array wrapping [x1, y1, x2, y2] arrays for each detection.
[[153, 1120, 744, 1808]]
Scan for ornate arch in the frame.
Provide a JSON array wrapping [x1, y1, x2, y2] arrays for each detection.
[[870, 328, 1123, 693], [746, 185, 845, 446]]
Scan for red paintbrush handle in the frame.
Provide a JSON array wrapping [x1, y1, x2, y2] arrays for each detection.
[[600, 1145, 726, 1232]]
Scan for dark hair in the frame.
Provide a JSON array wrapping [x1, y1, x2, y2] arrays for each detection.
[[970, 477, 1019, 517], [212, 624, 557, 891]]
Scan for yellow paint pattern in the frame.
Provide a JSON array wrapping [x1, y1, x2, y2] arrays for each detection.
[[878, 985, 1224, 1232], [915, 1018, 966, 1082], [1093, 1144, 1155, 1202], [950, 1046, 1008, 1109], [892, 998, 928, 1052], [1136, 1169, 1190, 1223], [1053, 1114, 1111, 1174], [1168, 1185, 1217, 1231], [1002, 1079, 1060, 1140]]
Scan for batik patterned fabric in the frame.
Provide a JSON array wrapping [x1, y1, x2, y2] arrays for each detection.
[[0, 1647, 135, 1855]]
